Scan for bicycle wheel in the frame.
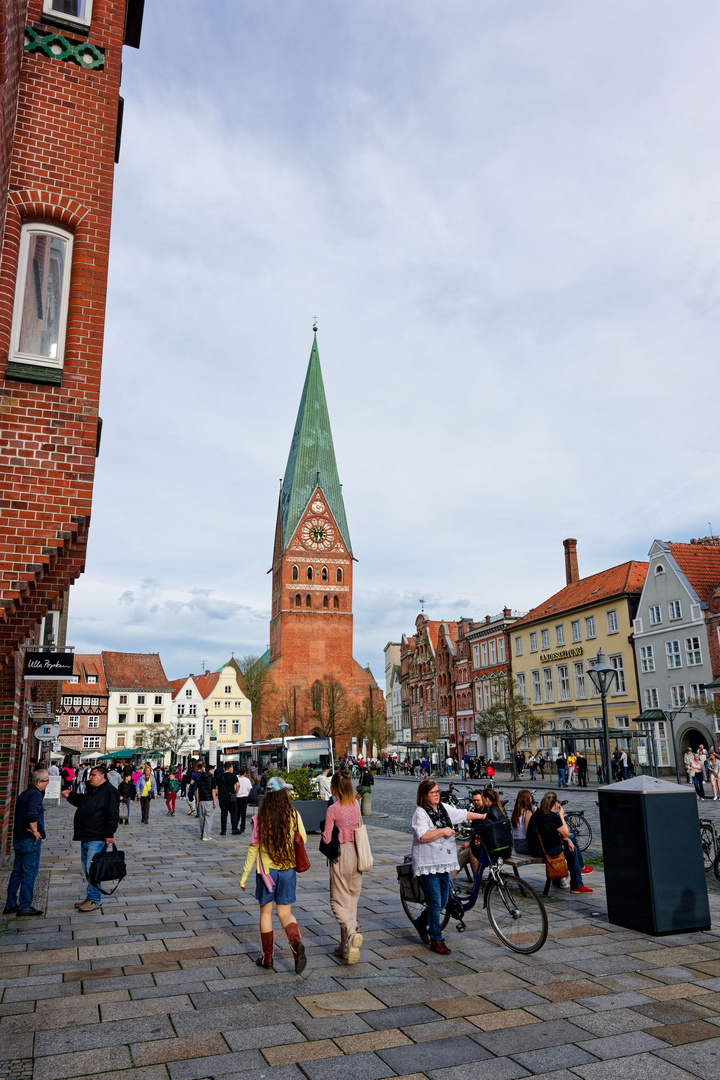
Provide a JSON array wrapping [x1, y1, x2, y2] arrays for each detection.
[[400, 891, 451, 933], [700, 824, 715, 873], [486, 874, 548, 954], [566, 814, 592, 851], [713, 845, 720, 883]]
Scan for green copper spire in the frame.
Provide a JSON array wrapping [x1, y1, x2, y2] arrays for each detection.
[[279, 333, 352, 555]]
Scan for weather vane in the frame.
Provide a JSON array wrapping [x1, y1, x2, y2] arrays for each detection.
[[312, 314, 318, 332], [419, 597, 425, 614]]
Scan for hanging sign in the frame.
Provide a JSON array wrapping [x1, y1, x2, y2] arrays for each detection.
[[24, 652, 74, 680], [34, 723, 60, 742]]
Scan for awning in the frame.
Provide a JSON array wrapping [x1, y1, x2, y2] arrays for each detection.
[[704, 676, 720, 691], [633, 710, 667, 722]]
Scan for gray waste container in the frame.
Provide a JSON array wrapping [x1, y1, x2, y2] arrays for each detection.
[[598, 775, 710, 935]]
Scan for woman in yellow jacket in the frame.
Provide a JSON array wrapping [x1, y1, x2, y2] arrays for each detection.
[[240, 776, 307, 972]]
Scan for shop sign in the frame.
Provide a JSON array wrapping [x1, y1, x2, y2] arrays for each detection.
[[24, 652, 74, 680], [539, 646, 583, 664]]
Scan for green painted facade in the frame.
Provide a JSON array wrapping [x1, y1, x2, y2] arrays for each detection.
[[279, 334, 352, 555]]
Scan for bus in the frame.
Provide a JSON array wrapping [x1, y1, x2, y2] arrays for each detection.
[[219, 736, 334, 776]]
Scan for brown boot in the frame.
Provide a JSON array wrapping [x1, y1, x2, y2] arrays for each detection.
[[285, 921, 306, 974], [334, 927, 349, 959], [256, 931, 274, 969]]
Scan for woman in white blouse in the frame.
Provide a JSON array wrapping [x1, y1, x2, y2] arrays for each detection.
[[411, 778, 485, 954]]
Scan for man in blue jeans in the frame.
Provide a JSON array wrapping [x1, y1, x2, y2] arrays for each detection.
[[3, 769, 49, 916], [63, 765, 119, 912]]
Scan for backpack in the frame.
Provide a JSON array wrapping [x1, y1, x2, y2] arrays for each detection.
[[474, 812, 512, 862], [526, 809, 543, 858]]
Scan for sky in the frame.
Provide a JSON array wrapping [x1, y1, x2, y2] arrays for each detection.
[[69, 0, 720, 689]]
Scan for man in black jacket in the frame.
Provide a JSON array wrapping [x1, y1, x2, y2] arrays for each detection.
[[63, 765, 119, 912]]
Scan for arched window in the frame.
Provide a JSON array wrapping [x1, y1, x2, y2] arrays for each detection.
[[306, 594, 312, 607], [336, 568, 343, 583], [292, 565, 298, 581], [307, 566, 313, 581], [321, 566, 328, 581], [333, 596, 339, 609], [323, 595, 329, 608], [311, 680, 322, 712], [295, 594, 301, 607]]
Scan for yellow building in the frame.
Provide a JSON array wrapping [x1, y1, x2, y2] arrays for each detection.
[[511, 547, 647, 769], [194, 665, 252, 751]]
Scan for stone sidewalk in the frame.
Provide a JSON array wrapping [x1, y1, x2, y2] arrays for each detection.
[[3, 800, 720, 1080]]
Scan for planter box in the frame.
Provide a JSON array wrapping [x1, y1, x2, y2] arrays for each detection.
[[293, 799, 327, 833]]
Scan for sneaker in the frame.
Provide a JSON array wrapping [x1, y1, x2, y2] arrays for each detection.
[[347, 932, 363, 965], [2, 905, 18, 915], [17, 907, 43, 917], [76, 900, 101, 912], [570, 885, 594, 894], [553, 877, 570, 889], [201, 837, 211, 842], [431, 940, 451, 954], [581, 866, 594, 875]]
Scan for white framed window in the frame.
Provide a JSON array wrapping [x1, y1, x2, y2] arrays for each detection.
[[73, 697, 81, 706], [483, 682, 492, 709], [224, 685, 231, 694], [187, 723, 196, 736], [82, 697, 90, 706], [224, 700, 232, 709], [87, 675, 97, 684], [556, 625, 565, 646], [119, 694, 127, 705], [609, 655, 626, 693], [644, 687, 659, 709], [449, 718, 455, 734], [185, 689, 192, 698], [574, 661, 586, 699], [531, 670, 541, 704], [440, 717, 448, 735], [232, 720, 239, 734], [529, 632, 538, 653], [218, 719, 227, 733], [557, 664, 570, 701], [541, 629, 550, 650], [516, 673, 526, 700], [543, 667, 554, 703], [480, 643, 487, 666], [607, 610, 618, 634], [136, 713, 145, 723], [685, 636, 702, 666], [43, 0, 93, 29], [137, 695, 145, 705], [640, 645, 655, 672], [177, 704, 185, 716], [615, 715, 630, 728], [91, 697, 98, 707], [488, 641, 497, 665], [497, 638, 505, 662], [67, 675, 79, 684], [68, 716, 79, 728], [234, 701, 242, 709], [666, 640, 682, 669], [153, 713, 162, 724], [116, 733, 126, 747], [83, 735, 101, 749], [117, 712, 127, 724], [514, 636, 522, 656], [154, 695, 162, 705], [571, 620, 581, 643], [87, 716, 99, 729], [472, 644, 480, 667], [690, 683, 707, 702], [649, 605, 662, 625], [213, 700, 220, 709], [62, 696, 72, 705], [188, 704, 197, 717], [691, 603, 702, 621], [585, 616, 596, 639], [670, 684, 686, 708], [669, 600, 682, 621], [9, 222, 73, 369]]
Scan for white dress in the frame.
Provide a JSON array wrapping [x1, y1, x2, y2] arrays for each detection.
[[411, 803, 468, 877]]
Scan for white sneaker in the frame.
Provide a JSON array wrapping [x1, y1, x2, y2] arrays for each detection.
[[558, 877, 570, 889]]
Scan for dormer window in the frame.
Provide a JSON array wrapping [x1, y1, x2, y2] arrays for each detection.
[[655, 564, 665, 574], [42, 0, 93, 29]]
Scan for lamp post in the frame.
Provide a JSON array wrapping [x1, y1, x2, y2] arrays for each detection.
[[278, 715, 289, 770], [587, 649, 617, 784], [664, 704, 683, 786]]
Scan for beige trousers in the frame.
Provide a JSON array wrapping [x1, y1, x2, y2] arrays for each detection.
[[329, 840, 362, 948]]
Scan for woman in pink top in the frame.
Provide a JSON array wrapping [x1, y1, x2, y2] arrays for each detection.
[[322, 773, 363, 964]]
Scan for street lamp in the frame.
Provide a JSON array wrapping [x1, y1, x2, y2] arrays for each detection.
[[587, 649, 617, 784], [664, 703, 683, 786], [278, 715, 289, 769]]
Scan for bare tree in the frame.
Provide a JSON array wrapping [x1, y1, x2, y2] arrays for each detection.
[[305, 676, 351, 742], [351, 697, 391, 759], [474, 673, 546, 778], [237, 654, 276, 735]]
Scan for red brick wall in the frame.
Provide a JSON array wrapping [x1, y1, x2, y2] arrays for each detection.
[[0, 0, 27, 248]]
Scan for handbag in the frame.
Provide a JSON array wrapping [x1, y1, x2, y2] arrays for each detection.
[[88, 843, 127, 896], [118, 801, 128, 822], [294, 816, 311, 873], [319, 821, 340, 862], [397, 855, 423, 902], [538, 835, 568, 880], [354, 814, 373, 872]]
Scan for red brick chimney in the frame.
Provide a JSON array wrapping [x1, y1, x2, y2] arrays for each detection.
[[563, 538, 579, 585]]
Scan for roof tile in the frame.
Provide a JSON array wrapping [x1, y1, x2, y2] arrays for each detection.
[[512, 561, 648, 628]]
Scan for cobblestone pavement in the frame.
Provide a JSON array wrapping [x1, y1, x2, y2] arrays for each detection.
[[3, 798, 720, 1080]]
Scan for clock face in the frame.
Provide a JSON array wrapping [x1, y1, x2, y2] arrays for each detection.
[[301, 517, 335, 550]]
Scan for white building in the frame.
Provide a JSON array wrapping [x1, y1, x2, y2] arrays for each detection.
[[102, 652, 173, 759]]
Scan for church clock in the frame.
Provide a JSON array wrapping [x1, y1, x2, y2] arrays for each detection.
[[301, 517, 335, 551]]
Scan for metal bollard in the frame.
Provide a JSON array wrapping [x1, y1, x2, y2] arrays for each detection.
[[361, 791, 372, 817]]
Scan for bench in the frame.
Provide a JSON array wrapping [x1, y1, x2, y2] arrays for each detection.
[[503, 854, 552, 896]]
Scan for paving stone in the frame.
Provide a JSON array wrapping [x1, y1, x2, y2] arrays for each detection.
[[425, 995, 499, 1018], [359, 1004, 444, 1030], [262, 1039, 342, 1066], [428, 1060, 531, 1080], [477, 1018, 593, 1057], [572, 1053, 700, 1080], [224, 1025, 307, 1052], [43, 1068, 168, 1080], [378, 1035, 492, 1073], [0, 1003, 101, 1033], [525, 1001, 591, 1022], [171, 1000, 312, 1035], [364, 980, 463, 1007], [576, 1030, 668, 1058], [533, 980, 611, 1002], [634, 1000, 716, 1025], [446, 971, 530, 995], [511, 1044, 598, 1073], [575, 990, 654, 1011], [33, 1045, 132, 1080], [655, 1037, 720, 1080], [297, 988, 386, 1017], [468, 1009, 541, 1032], [300, 1050, 399, 1080], [651, 1021, 720, 1046], [100, 996, 195, 1021], [334, 1028, 412, 1053], [401, 1017, 479, 1042], [0, 1032, 34, 1059], [132, 1033, 230, 1067], [3, 982, 81, 1003], [294, 1014, 373, 1039], [35, 1015, 175, 1055], [485, 989, 549, 1009], [645, 983, 714, 1001], [167, 1050, 265, 1079]]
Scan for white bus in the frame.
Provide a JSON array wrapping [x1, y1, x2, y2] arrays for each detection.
[[221, 735, 334, 776]]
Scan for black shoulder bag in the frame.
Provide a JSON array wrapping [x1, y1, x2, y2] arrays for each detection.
[[319, 820, 340, 862], [89, 843, 127, 896]]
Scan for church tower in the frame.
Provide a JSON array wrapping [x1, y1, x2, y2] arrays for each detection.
[[265, 332, 383, 741]]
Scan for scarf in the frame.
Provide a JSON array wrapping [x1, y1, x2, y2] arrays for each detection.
[[423, 801, 452, 830]]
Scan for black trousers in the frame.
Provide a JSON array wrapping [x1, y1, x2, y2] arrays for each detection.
[[219, 799, 239, 834], [237, 797, 249, 832], [578, 770, 588, 787]]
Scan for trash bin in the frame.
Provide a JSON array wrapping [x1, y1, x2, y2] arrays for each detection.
[[598, 775, 710, 935]]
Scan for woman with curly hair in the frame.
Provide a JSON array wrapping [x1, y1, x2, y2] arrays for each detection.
[[240, 776, 307, 972]]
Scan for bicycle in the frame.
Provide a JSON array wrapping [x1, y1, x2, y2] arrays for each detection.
[[699, 819, 717, 874], [398, 845, 548, 955], [562, 808, 592, 852]]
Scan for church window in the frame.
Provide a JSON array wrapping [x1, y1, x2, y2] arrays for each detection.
[[336, 568, 343, 583], [311, 680, 322, 711], [306, 594, 312, 607], [307, 566, 313, 581], [323, 595, 329, 608], [292, 565, 298, 581], [333, 596, 339, 609], [321, 566, 328, 581], [295, 594, 301, 607]]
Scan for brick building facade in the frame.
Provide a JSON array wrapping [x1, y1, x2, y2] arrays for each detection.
[[0, 0, 143, 853]]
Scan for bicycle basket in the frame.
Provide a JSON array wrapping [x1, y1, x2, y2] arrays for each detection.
[[397, 859, 424, 903]]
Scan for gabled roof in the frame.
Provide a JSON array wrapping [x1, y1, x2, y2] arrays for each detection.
[[278, 333, 352, 555], [170, 676, 191, 700], [101, 652, 173, 692], [667, 543, 720, 604], [63, 654, 107, 694], [193, 672, 220, 700], [512, 561, 648, 629]]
